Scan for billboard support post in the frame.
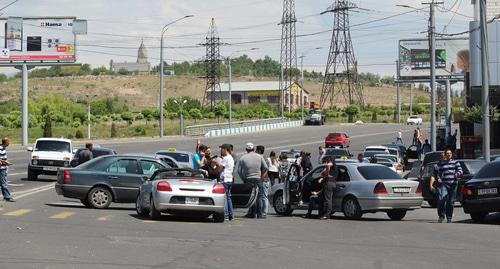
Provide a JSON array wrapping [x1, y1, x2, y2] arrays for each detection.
[[409, 83, 413, 116], [21, 64, 28, 146], [445, 79, 451, 139], [396, 60, 401, 124], [428, 1, 438, 152]]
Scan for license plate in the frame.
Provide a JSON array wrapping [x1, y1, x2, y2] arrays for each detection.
[[43, 167, 58, 171], [393, 187, 411, 193], [478, 188, 498, 195], [185, 197, 199, 205]]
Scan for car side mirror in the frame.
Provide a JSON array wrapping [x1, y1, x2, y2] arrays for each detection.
[[26, 146, 33, 152], [141, 176, 149, 183]]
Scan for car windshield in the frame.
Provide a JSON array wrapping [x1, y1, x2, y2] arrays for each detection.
[[281, 151, 299, 158], [358, 166, 402, 180], [157, 152, 190, 163], [474, 162, 500, 179], [388, 149, 398, 155], [76, 155, 108, 169], [155, 169, 204, 180], [375, 155, 397, 163], [309, 110, 320, 115], [328, 133, 341, 137], [365, 148, 385, 152], [35, 140, 71, 153], [325, 149, 348, 156], [410, 116, 418, 119], [363, 151, 386, 158], [93, 149, 114, 158], [462, 161, 487, 175]]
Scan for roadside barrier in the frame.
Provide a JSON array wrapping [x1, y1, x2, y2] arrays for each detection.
[[204, 120, 303, 137]]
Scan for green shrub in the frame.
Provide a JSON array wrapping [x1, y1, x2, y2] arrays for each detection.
[[111, 122, 118, 138], [75, 129, 83, 139], [72, 121, 81, 128]]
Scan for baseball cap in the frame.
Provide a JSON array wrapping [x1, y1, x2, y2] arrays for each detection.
[[245, 142, 254, 150], [219, 144, 231, 150]]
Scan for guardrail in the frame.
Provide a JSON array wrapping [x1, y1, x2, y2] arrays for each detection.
[[184, 118, 296, 137], [204, 119, 303, 137]]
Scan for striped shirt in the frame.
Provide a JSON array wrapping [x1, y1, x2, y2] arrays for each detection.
[[433, 160, 463, 184], [0, 145, 7, 170]]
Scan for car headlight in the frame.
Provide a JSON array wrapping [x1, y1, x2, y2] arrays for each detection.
[[32, 160, 38, 165]]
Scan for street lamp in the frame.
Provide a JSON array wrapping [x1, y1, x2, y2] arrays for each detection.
[[85, 94, 97, 139], [173, 99, 187, 136], [159, 15, 194, 138], [226, 47, 259, 132], [299, 47, 321, 122]]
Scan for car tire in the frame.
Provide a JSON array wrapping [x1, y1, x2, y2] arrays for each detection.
[[27, 168, 37, 181], [470, 212, 488, 223], [342, 196, 362, 220], [149, 196, 161, 220], [136, 195, 148, 217], [387, 209, 407, 220], [80, 199, 92, 208], [213, 212, 225, 223], [87, 186, 113, 209], [273, 191, 293, 216]]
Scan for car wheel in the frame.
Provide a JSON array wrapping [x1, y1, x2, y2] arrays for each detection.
[[149, 196, 161, 220], [136, 195, 148, 217], [343, 196, 362, 220], [470, 212, 488, 223], [273, 191, 293, 216], [87, 186, 112, 209], [80, 199, 92, 208], [27, 168, 37, 181], [387, 209, 407, 220], [213, 212, 225, 223], [427, 199, 437, 208]]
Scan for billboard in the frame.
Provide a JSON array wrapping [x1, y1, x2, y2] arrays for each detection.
[[398, 38, 469, 80], [0, 17, 77, 62]]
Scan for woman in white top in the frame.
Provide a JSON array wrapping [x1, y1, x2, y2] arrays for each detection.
[[267, 151, 279, 186]]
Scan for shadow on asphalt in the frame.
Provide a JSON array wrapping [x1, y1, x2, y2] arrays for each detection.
[[45, 202, 134, 211], [129, 213, 216, 223], [21, 177, 57, 182], [454, 213, 500, 225]]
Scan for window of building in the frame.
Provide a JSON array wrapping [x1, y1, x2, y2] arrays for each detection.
[[248, 96, 261, 104], [267, 96, 279, 103], [231, 94, 242, 104]]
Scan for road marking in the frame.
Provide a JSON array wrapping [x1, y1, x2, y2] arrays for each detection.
[[143, 220, 157, 223], [49, 211, 76, 219], [13, 183, 55, 199], [8, 183, 24, 187], [8, 172, 25, 176], [97, 215, 113, 221], [3, 209, 32, 216]]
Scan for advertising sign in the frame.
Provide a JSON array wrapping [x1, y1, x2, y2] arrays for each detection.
[[0, 17, 77, 62], [398, 38, 469, 80]]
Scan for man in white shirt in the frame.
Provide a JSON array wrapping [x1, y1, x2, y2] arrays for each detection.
[[219, 144, 235, 221]]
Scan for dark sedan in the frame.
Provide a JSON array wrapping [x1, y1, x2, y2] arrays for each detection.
[[71, 147, 116, 167], [417, 159, 487, 207], [56, 155, 171, 209], [462, 162, 500, 222]]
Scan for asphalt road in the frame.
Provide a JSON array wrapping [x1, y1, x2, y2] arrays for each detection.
[[1, 123, 499, 269]]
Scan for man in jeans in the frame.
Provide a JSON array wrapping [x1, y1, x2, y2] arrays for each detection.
[[0, 137, 14, 202], [430, 149, 463, 223], [219, 144, 234, 221], [238, 142, 268, 218], [256, 145, 270, 218]]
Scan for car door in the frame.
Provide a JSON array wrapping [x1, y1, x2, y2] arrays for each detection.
[[231, 167, 259, 208], [333, 165, 352, 212], [106, 158, 143, 202], [300, 166, 326, 204], [284, 164, 301, 205]]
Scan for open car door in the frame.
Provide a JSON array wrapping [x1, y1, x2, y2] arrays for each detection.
[[406, 145, 419, 159], [284, 164, 301, 205], [231, 166, 259, 208]]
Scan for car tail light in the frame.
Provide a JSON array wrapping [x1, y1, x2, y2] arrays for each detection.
[[416, 185, 423, 195], [212, 183, 225, 194], [462, 186, 474, 199], [373, 182, 388, 195], [63, 170, 72, 183], [157, 181, 172, 192]]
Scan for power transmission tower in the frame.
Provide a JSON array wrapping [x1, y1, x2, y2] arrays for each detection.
[[201, 18, 222, 108], [320, 0, 364, 108], [279, 0, 298, 116]]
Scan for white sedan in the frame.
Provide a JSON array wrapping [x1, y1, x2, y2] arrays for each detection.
[[407, 115, 423, 125]]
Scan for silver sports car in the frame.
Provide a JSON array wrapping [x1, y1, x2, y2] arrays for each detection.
[[269, 163, 423, 220], [136, 168, 258, 222]]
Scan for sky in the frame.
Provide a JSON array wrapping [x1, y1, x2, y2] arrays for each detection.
[[0, 0, 475, 76]]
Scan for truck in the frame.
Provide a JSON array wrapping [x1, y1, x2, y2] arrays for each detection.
[[305, 102, 326, 125]]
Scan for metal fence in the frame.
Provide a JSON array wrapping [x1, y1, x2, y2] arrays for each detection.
[[184, 118, 287, 136]]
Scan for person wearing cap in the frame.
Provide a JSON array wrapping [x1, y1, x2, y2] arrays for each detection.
[[256, 145, 270, 218], [238, 142, 268, 218], [218, 144, 235, 221]]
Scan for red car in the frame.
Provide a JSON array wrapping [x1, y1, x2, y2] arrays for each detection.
[[325, 132, 351, 148]]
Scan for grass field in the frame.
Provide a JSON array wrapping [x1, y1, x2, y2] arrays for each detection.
[[0, 75, 429, 111]]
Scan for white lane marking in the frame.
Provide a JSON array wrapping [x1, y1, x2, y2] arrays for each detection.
[[7, 172, 25, 176], [8, 183, 24, 187], [12, 183, 55, 199]]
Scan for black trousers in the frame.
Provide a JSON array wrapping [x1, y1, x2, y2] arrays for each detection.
[[322, 181, 336, 217]]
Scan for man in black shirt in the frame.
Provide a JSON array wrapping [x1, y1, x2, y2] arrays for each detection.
[[319, 156, 337, 220], [77, 143, 93, 165]]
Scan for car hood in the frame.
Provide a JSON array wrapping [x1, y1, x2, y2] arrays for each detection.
[[466, 177, 500, 185], [32, 151, 73, 160]]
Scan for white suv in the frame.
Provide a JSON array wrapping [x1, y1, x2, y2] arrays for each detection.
[[27, 138, 73, 180], [407, 115, 423, 125]]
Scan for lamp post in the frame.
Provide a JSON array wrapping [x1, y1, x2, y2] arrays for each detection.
[[174, 99, 187, 136], [85, 94, 97, 139], [159, 15, 194, 138], [299, 47, 321, 122], [226, 48, 259, 132]]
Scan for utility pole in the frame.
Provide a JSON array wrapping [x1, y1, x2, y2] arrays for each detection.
[[227, 58, 232, 131], [409, 83, 413, 116], [279, 0, 298, 116], [479, 0, 490, 162], [423, 0, 442, 152], [445, 79, 451, 139], [396, 60, 401, 124]]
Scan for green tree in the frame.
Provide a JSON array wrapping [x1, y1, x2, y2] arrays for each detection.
[[121, 111, 134, 124], [189, 108, 203, 124], [111, 122, 118, 138], [41, 105, 53, 137], [344, 104, 360, 123]]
